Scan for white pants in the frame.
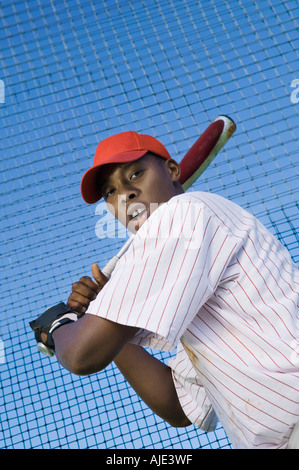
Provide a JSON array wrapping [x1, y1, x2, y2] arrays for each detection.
[[287, 421, 299, 449]]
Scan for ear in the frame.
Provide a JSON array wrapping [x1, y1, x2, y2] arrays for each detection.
[[164, 159, 181, 182]]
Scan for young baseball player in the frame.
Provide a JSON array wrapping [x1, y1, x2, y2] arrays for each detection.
[[32, 131, 299, 449]]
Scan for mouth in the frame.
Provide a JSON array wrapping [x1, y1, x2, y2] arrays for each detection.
[[131, 207, 147, 220], [127, 203, 148, 232]]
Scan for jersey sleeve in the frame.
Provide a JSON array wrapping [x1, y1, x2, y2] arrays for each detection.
[[168, 341, 218, 431], [87, 194, 240, 351]]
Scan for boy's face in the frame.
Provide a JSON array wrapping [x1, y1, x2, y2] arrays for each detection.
[[97, 153, 182, 233]]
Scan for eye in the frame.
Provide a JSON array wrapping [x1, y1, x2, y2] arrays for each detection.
[[103, 187, 115, 200], [130, 169, 144, 180]]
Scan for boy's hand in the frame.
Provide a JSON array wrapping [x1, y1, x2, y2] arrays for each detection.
[[67, 263, 108, 315]]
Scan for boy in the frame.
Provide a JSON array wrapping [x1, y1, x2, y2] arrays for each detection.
[[32, 130, 299, 448]]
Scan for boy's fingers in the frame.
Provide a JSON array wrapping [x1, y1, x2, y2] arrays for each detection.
[[65, 266, 108, 318], [78, 276, 100, 293], [67, 289, 96, 315], [91, 263, 109, 287], [71, 278, 99, 297]]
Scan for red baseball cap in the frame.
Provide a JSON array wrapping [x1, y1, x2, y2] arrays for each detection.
[[80, 131, 171, 203]]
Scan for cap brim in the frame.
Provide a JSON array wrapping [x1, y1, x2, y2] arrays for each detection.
[[80, 150, 148, 204]]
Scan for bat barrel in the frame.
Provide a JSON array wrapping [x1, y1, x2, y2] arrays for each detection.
[[179, 115, 236, 190]]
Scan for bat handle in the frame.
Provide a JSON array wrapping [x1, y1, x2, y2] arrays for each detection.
[[102, 235, 135, 278], [101, 255, 121, 279]]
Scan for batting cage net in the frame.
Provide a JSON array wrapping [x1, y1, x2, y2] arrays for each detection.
[[0, 0, 298, 450]]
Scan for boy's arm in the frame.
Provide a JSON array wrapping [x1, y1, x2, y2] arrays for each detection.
[[114, 343, 191, 427], [51, 314, 138, 375]]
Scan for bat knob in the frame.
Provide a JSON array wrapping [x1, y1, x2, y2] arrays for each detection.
[[37, 342, 55, 358]]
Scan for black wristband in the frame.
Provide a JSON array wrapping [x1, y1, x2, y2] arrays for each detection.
[[29, 302, 78, 354]]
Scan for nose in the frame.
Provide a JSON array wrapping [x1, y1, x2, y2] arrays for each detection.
[[120, 187, 137, 205]]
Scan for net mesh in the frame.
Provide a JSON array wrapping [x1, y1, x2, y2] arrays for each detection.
[[0, 0, 298, 449]]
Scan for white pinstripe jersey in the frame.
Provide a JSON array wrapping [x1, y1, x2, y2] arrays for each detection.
[[87, 191, 299, 449]]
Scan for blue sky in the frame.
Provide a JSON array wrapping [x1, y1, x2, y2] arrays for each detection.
[[0, 0, 298, 448]]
